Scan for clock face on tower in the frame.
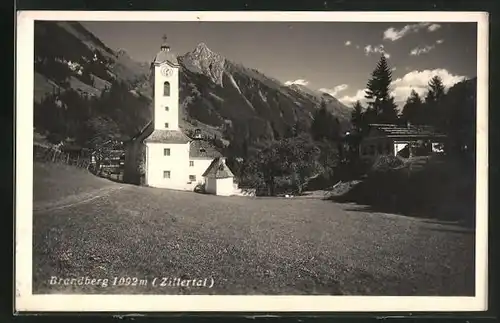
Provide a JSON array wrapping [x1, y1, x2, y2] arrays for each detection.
[[160, 66, 173, 77]]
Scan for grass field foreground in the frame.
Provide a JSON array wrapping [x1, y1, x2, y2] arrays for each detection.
[[32, 162, 475, 296]]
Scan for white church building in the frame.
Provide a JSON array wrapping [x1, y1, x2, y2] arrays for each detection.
[[123, 39, 239, 196]]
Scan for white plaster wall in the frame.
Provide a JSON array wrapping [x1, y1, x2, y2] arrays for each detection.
[[216, 177, 235, 196], [187, 158, 213, 187], [432, 142, 444, 153], [205, 177, 217, 194], [394, 142, 409, 156], [145, 142, 192, 190], [154, 63, 180, 131]]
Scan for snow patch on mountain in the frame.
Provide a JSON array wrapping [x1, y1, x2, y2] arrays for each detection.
[[258, 90, 268, 103], [227, 74, 243, 94]]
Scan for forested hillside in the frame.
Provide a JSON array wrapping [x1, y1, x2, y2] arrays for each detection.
[[33, 21, 351, 156]]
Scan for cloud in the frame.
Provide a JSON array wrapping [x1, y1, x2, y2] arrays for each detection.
[[319, 84, 349, 97], [341, 68, 467, 109], [383, 22, 441, 41], [409, 45, 435, 56], [409, 38, 445, 56], [345, 40, 352, 46], [427, 24, 441, 32], [284, 79, 309, 86], [338, 89, 369, 106], [364, 44, 391, 58], [390, 68, 467, 106]]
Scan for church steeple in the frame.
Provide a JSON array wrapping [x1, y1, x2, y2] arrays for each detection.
[[152, 34, 180, 131], [160, 34, 170, 51], [153, 34, 179, 66]]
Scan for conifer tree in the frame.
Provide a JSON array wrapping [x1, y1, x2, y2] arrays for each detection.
[[424, 75, 446, 127], [425, 75, 446, 104], [401, 90, 424, 124], [310, 100, 340, 141], [364, 54, 399, 124], [351, 100, 365, 132]]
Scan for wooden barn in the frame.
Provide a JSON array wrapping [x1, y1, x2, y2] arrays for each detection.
[[358, 123, 447, 159]]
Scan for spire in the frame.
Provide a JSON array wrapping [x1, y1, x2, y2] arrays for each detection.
[[160, 34, 170, 51]]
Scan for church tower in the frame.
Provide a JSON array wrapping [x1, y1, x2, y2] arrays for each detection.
[[124, 35, 235, 195], [151, 35, 180, 131]]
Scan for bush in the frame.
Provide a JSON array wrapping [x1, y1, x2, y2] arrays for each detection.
[[194, 183, 206, 194], [371, 155, 406, 173], [333, 155, 475, 224], [304, 172, 336, 191]]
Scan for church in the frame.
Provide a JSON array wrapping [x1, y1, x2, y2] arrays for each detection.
[[123, 38, 238, 196]]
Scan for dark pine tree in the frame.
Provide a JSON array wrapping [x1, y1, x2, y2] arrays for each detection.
[[424, 75, 446, 127], [351, 100, 364, 132], [310, 100, 340, 142], [401, 90, 424, 125], [364, 54, 399, 124], [425, 75, 446, 104]]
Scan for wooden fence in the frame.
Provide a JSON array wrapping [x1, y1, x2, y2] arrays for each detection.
[[34, 143, 126, 181], [33, 143, 93, 170]]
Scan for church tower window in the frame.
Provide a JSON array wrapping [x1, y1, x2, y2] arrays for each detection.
[[165, 122, 169, 129], [163, 81, 170, 96]]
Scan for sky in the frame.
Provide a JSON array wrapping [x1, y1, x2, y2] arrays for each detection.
[[82, 21, 477, 108]]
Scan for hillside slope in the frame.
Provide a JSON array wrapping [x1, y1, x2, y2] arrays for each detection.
[[33, 22, 351, 150]]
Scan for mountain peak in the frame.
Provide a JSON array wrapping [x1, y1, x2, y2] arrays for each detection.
[[116, 48, 128, 57], [187, 42, 221, 61], [195, 42, 211, 51], [182, 42, 226, 85]]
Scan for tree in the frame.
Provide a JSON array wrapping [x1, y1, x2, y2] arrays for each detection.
[[440, 78, 476, 158], [244, 133, 326, 196], [315, 139, 340, 177], [284, 120, 305, 138], [401, 90, 424, 124], [245, 140, 285, 196], [310, 100, 341, 142], [424, 75, 447, 128], [281, 134, 323, 194], [425, 75, 446, 104], [364, 54, 399, 124], [351, 100, 365, 132]]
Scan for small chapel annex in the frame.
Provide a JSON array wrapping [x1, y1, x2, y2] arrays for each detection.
[[123, 37, 238, 196]]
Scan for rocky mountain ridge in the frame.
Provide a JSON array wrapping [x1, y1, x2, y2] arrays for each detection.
[[33, 21, 352, 150]]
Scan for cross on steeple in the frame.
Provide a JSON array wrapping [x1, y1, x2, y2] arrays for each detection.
[[160, 34, 170, 50]]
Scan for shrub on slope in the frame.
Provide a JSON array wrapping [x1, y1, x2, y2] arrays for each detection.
[[333, 155, 475, 226]]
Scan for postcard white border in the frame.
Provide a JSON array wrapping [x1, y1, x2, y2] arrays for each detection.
[[15, 10, 489, 312]]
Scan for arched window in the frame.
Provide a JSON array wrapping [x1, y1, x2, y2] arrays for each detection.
[[163, 81, 170, 96]]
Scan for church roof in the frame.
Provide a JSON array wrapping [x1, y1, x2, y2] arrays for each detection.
[[189, 139, 223, 158], [144, 129, 191, 144], [152, 50, 179, 66], [202, 157, 234, 179]]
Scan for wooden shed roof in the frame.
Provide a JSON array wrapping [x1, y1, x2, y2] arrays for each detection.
[[368, 124, 447, 138], [202, 157, 234, 179]]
